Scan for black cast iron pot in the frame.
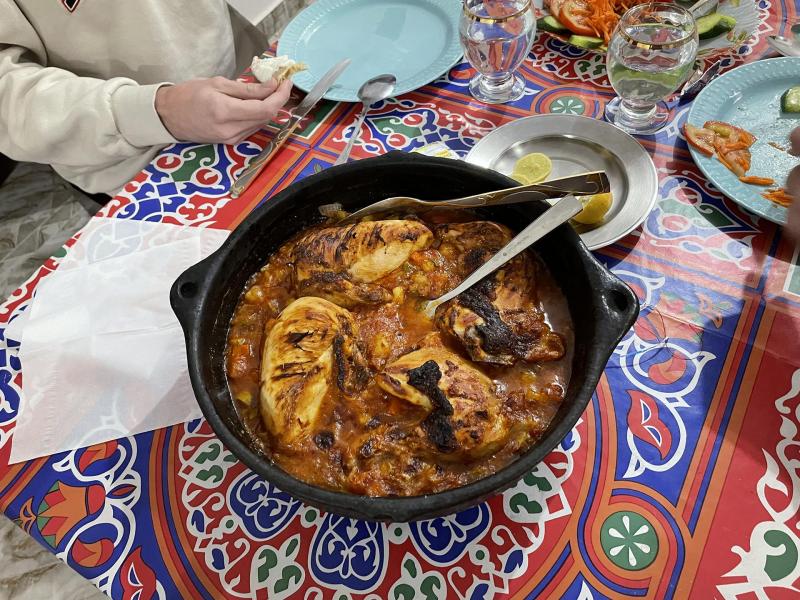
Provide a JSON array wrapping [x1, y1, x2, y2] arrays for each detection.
[[171, 151, 639, 522]]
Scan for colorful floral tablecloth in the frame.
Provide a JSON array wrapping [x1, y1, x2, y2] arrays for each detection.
[[2, 3, 800, 598]]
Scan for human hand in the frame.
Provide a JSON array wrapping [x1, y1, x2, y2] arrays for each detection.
[[786, 164, 800, 244], [155, 77, 292, 144]]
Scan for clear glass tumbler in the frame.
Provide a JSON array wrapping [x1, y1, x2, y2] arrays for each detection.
[[605, 2, 699, 135], [459, 0, 536, 104]]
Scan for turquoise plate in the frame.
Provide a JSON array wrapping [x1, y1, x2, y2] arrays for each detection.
[[277, 0, 463, 102], [687, 57, 800, 225]]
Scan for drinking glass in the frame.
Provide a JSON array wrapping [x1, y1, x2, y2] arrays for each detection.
[[459, 0, 536, 104], [605, 3, 698, 134]]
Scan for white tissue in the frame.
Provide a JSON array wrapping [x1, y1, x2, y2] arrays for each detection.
[[7, 218, 229, 463]]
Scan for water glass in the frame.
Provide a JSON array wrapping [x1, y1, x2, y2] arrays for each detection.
[[459, 0, 536, 104], [605, 2, 699, 134]]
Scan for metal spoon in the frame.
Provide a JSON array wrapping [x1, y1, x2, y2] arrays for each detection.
[[768, 34, 800, 58], [767, 21, 800, 56], [422, 194, 583, 318], [334, 74, 397, 166]]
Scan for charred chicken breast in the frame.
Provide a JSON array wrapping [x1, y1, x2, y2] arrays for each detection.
[[260, 296, 368, 442], [434, 221, 565, 365], [376, 346, 508, 459], [293, 220, 433, 308]]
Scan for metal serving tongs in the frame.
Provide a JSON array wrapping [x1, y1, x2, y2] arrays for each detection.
[[422, 194, 583, 317], [322, 171, 610, 225]]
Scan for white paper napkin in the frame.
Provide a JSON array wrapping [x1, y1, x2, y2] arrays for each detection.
[[5, 218, 229, 464]]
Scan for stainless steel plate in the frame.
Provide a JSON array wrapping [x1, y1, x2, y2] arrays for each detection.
[[465, 115, 658, 250]]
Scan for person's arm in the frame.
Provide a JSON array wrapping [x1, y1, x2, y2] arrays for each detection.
[[0, 0, 291, 188], [0, 0, 176, 170], [786, 166, 799, 244]]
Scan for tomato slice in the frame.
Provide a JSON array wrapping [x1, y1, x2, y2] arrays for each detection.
[[704, 120, 756, 147], [684, 123, 715, 156], [718, 148, 751, 178], [712, 136, 756, 165], [548, 0, 569, 20], [559, 0, 595, 36]]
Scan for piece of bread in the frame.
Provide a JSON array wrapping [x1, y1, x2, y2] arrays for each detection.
[[250, 55, 308, 84], [274, 61, 307, 83]]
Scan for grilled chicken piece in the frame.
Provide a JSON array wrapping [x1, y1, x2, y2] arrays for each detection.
[[376, 346, 508, 458], [260, 296, 368, 442], [434, 222, 564, 365], [293, 220, 433, 308], [437, 220, 513, 278]]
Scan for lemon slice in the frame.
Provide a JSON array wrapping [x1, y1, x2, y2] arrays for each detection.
[[573, 193, 613, 225], [512, 172, 535, 185], [512, 153, 552, 184]]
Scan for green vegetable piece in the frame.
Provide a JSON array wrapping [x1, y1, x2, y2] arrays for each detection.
[[781, 86, 800, 114], [696, 13, 736, 40], [537, 15, 568, 33], [568, 35, 605, 49]]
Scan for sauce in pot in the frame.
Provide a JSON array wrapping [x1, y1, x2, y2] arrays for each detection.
[[225, 213, 573, 496]]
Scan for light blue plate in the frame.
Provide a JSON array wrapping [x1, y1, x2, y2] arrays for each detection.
[[277, 0, 463, 102], [687, 57, 800, 225]]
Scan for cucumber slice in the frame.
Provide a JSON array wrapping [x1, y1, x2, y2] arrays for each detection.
[[568, 35, 604, 49], [537, 15, 568, 33], [781, 86, 800, 113], [696, 13, 736, 40]]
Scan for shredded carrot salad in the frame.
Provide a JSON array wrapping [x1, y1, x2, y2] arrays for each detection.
[[586, 0, 622, 42], [762, 188, 794, 207], [564, 0, 648, 43], [739, 176, 776, 186]]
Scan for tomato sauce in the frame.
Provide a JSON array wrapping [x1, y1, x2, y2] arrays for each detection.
[[225, 214, 573, 496]]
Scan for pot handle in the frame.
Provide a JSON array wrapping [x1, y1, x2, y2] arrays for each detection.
[[170, 256, 212, 332], [596, 275, 640, 352]]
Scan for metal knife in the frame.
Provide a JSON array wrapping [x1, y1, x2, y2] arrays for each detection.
[[230, 58, 351, 198]]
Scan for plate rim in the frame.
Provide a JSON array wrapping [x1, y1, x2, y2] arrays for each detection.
[[464, 114, 659, 251], [685, 56, 800, 225], [277, 0, 463, 102]]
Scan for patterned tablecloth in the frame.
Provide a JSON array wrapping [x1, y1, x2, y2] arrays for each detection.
[[2, 3, 800, 598]]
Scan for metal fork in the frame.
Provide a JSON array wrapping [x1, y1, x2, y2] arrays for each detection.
[[323, 171, 610, 225]]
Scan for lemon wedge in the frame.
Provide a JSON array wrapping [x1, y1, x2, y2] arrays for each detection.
[[512, 153, 552, 184], [512, 172, 535, 185], [573, 193, 613, 225]]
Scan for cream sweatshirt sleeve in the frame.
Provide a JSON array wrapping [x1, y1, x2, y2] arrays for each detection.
[[0, 0, 177, 187]]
